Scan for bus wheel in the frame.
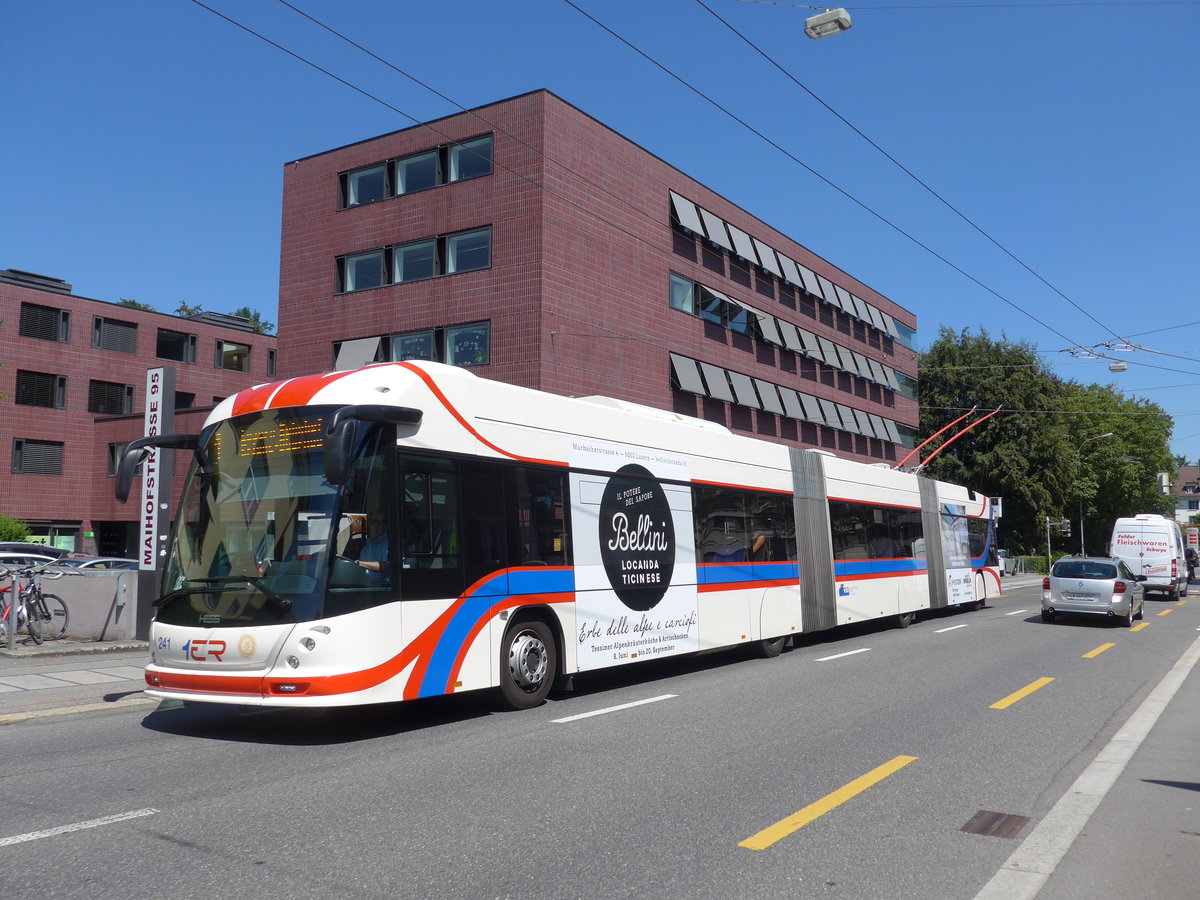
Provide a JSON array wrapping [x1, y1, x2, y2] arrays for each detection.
[[895, 612, 914, 629], [754, 635, 787, 658], [499, 619, 556, 710]]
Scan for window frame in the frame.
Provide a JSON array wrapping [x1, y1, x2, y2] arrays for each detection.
[[14, 370, 67, 410]]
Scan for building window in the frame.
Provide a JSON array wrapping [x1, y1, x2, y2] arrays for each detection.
[[447, 136, 493, 183], [156, 328, 197, 363], [175, 391, 195, 410], [445, 323, 490, 367], [88, 380, 134, 415], [669, 273, 695, 314], [216, 340, 250, 372], [108, 442, 143, 477], [19, 303, 70, 342], [338, 135, 494, 209], [92, 316, 138, 353], [15, 371, 66, 409], [343, 250, 386, 292], [445, 228, 491, 274], [395, 239, 436, 283], [267, 349, 277, 378], [343, 163, 388, 207], [392, 330, 436, 361], [388, 323, 490, 368], [396, 150, 439, 195], [13, 439, 64, 476], [338, 227, 492, 293]]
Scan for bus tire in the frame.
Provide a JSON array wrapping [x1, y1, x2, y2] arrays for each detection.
[[499, 619, 556, 710], [895, 612, 914, 629], [754, 635, 787, 658]]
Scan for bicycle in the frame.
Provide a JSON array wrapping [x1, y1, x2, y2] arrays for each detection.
[[0, 563, 71, 645]]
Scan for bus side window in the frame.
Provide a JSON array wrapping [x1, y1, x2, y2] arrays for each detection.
[[398, 456, 465, 601], [508, 467, 570, 566]]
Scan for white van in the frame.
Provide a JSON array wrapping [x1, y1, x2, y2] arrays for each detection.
[[1109, 514, 1188, 599]]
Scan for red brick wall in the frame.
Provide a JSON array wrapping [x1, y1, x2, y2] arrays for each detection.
[[277, 90, 918, 466], [0, 280, 277, 553]]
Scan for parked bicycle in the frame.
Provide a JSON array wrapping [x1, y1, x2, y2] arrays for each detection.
[[0, 562, 71, 645]]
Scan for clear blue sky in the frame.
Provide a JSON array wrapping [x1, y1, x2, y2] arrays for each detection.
[[4, 1, 1198, 461]]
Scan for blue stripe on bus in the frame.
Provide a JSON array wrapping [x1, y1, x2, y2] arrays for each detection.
[[834, 558, 927, 577], [418, 567, 576, 698], [696, 561, 799, 587]]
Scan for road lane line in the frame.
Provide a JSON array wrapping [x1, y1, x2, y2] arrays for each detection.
[[1082, 643, 1115, 659], [551, 694, 676, 723], [1132, 622, 1150, 632], [1006, 610, 1027, 616], [1158, 609, 1174, 617], [990, 677, 1054, 710], [0, 808, 158, 847], [815, 648, 870, 662], [935, 624, 969, 634], [976, 634, 1200, 900], [739, 755, 918, 851]]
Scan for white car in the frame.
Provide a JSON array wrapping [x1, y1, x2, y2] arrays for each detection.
[[996, 549, 1017, 576]]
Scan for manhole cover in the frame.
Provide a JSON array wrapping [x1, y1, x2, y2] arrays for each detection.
[[961, 810, 1030, 839]]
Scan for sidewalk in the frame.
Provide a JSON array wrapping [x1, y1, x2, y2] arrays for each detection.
[[0, 637, 152, 722]]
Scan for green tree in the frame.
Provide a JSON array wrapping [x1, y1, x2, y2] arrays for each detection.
[[175, 301, 204, 318], [229, 306, 275, 335], [118, 298, 155, 311], [0, 514, 31, 542], [916, 327, 1174, 555]]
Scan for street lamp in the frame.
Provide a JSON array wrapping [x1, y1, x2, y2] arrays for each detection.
[[1078, 432, 1114, 555], [805, 8, 852, 39]]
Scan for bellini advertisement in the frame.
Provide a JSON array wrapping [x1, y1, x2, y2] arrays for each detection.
[[570, 439, 697, 671]]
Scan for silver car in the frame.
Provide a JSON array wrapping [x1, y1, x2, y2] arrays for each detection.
[[1042, 556, 1145, 627]]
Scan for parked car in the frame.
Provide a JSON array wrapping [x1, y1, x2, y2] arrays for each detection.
[[58, 557, 138, 570], [1042, 556, 1145, 627], [996, 549, 1016, 576], [0, 551, 60, 570], [0, 542, 69, 559]]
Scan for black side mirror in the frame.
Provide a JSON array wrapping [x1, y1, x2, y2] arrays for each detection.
[[116, 434, 199, 503], [323, 405, 422, 485]]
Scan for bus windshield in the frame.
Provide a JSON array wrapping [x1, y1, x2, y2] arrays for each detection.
[[159, 407, 341, 627]]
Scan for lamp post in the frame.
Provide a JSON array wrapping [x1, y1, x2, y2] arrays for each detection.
[[1078, 432, 1114, 555]]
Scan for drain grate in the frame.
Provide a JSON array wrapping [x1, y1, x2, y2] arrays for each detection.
[[961, 810, 1030, 839]]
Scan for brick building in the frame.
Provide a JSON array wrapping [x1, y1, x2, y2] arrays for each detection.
[[278, 90, 919, 464], [1, 269, 277, 556]]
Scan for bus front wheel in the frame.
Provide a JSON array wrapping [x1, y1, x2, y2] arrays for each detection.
[[499, 619, 557, 710]]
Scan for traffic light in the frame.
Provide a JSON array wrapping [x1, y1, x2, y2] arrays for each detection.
[[1061, 518, 1072, 537]]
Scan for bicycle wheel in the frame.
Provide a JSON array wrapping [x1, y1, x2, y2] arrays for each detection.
[[35, 594, 69, 641], [25, 599, 44, 644]]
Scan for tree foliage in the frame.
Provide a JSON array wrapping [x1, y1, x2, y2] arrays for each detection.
[[0, 514, 31, 542], [118, 297, 155, 311], [917, 327, 1173, 554], [229, 306, 275, 335]]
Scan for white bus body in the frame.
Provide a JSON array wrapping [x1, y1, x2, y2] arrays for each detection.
[[137, 362, 998, 709]]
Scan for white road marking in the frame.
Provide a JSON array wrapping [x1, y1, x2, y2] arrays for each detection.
[[0, 808, 158, 847], [552, 694, 677, 723], [935, 624, 969, 634], [816, 647, 870, 662], [1006, 609, 1027, 616]]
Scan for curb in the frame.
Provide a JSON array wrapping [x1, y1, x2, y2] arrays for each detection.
[[0, 640, 149, 659]]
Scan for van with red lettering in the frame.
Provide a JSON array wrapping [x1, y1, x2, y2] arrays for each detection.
[[1108, 514, 1188, 599]]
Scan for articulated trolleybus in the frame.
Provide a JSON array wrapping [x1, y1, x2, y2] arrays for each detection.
[[119, 361, 998, 710]]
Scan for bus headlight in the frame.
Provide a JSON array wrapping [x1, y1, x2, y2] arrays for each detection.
[[286, 655, 300, 669], [300, 637, 316, 651]]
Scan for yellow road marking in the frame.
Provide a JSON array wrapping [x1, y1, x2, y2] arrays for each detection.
[[990, 677, 1054, 710], [1158, 609, 1174, 617], [738, 755, 918, 851], [1178, 599, 1188, 606], [1083, 643, 1115, 659], [1132, 622, 1150, 632]]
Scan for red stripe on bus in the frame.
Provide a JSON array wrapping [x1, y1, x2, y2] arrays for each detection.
[[398, 362, 565, 467], [697, 578, 797, 593]]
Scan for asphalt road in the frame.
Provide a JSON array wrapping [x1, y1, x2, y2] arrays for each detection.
[[1, 576, 1198, 899]]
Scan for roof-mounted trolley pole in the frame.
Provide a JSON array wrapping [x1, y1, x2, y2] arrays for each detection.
[[895, 406, 978, 471], [910, 407, 1003, 475]]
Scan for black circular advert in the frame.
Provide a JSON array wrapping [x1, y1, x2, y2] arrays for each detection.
[[599, 464, 676, 611]]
